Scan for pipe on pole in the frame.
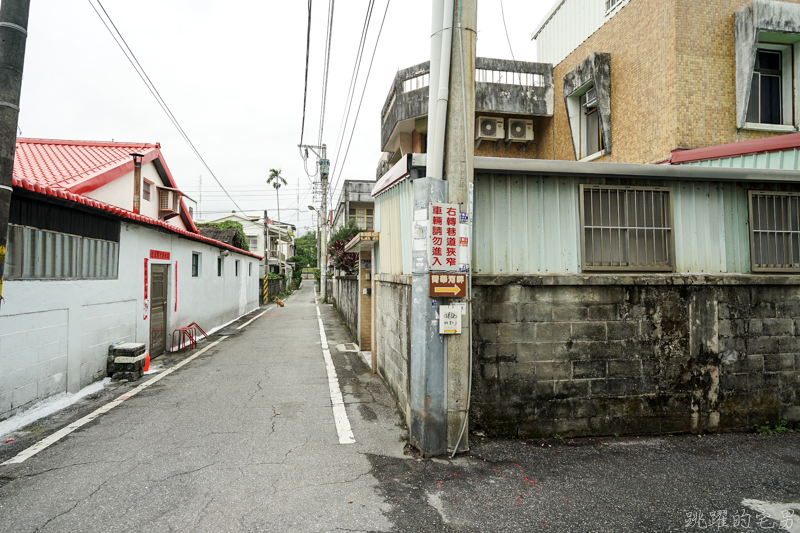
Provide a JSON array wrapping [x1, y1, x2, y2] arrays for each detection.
[[426, 0, 444, 171], [0, 0, 31, 307], [428, 0, 455, 181]]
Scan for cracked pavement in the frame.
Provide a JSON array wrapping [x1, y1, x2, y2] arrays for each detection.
[[2, 282, 799, 532], [0, 283, 403, 532]]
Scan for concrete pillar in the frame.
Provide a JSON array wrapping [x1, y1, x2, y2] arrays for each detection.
[[409, 177, 448, 457], [444, 0, 476, 455]]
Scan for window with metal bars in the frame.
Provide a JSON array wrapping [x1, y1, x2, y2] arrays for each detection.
[[580, 185, 674, 271], [159, 190, 170, 210], [605, 0, 621, 12], [748, 191, 800, 272]]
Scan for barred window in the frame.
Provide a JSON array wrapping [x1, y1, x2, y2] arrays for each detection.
[[159, 190, 170, 210], [143, 181, 151, 201], [605, 0, 621, 11], [580, 185, 673, 271], [749, 191, 800, 272], [5, 224, 119, 279]]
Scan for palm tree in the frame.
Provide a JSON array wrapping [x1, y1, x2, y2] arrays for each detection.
[[267, 168, 288, 275]]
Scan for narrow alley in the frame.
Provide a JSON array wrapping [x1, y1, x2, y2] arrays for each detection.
[[1, 284, 799, 532]]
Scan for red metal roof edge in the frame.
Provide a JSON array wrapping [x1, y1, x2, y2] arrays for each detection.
[[372, 155, 411, 197], [11, 175, 262, 260], [16, 137, 160, 149], [668, 132, 800, 165]]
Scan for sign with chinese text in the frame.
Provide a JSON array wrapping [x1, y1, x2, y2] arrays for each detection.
[[429, 273, 467, 298], [439, 305, 462, 334], [429, 202, 459, 271], [150, 250, 170, 261]]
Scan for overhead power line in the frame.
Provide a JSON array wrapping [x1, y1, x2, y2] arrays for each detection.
[[317, 0, 335, 147], [330, 0, 391, 198], [299, 0, 313, 147], [87, 0, 250, 219]]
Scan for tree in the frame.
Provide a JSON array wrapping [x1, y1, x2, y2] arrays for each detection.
[[328, 220, 360, 275], [266, 168, 288, 274], [288, 231, 317, 268]]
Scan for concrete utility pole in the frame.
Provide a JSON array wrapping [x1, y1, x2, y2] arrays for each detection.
[[299, 144, 328, 300], [0, 0, 31, 308], [444, 0, 476, 455]]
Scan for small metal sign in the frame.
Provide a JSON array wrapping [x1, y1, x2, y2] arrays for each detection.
[[439, 305, 461, 334], [429, 273, 467, 298]]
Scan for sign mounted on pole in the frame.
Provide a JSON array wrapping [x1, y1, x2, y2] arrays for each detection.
[[428, 202, 459, 271], [429, 273, 467, 297], [439, 305, 462, 334]]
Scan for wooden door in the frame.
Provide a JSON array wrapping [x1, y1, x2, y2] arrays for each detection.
[[150, 264, 168, 356]]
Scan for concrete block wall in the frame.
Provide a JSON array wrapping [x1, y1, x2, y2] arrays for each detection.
[[472, 275, 800, 438], [335, 276, 359, 340], [375, 274, 412, 425]]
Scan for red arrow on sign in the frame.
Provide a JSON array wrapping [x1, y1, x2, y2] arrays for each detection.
[[434, 285, 461, 296]]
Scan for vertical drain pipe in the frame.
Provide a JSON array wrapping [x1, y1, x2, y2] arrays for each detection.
[[131, 153, 143, 214], [427, 0, 444, 172], [429, 0, 455, 181]]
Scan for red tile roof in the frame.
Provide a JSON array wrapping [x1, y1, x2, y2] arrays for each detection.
[[667, 132, 800, 165], [14, 138, 160, 193], [11, 138, 261, 260]]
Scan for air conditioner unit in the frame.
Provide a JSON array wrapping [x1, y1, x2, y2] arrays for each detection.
[[476, 116, 505, 141], [505, 119, 534, 142], [585, 87, 597, 108]]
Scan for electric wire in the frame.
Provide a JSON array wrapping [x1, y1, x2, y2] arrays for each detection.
[[317, 0, 335, 148], [499, 0, 524, 85], [299, 0, 313, 147], [330, 0, 391, 201], [328, 0, 376, 194], [87, 0, 250, 219]]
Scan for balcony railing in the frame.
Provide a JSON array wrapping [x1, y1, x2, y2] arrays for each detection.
[[381, 58, 554, 152]]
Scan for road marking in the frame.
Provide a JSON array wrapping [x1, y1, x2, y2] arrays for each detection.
[[314, 293, 355, 445], [741, 499, 800, 532]]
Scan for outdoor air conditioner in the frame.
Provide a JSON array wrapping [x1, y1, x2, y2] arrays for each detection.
[[505, 119, 534, 142], [476, 116, 504, 141], [476, 116, 505, 149]]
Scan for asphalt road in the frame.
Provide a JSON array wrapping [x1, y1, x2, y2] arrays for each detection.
[[1, 282, 798, 532]]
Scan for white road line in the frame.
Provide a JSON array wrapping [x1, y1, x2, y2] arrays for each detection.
[[237, 307, 273, 330], [741, 499, 800, 532], [315, 294, 355, 444]]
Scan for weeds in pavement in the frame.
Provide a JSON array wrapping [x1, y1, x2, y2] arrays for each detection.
[[756, 418, 796, 435]]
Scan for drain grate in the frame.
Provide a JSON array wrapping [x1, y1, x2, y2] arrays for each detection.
[[336, 343, 360, 352]]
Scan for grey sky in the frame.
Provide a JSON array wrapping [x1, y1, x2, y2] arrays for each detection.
[[16, 0, 558, 234]]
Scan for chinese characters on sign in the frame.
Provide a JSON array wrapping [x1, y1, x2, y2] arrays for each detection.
[[150, 250, 170, 260], [439, 305, 461, 334], [684, 507, 794, 530], [429, 274, 467, 297], [429, 202, 459, 271]]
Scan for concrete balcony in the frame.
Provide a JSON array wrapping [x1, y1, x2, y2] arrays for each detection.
[[380, 57, 554, 153]]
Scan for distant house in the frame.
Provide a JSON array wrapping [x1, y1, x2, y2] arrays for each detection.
[[1, 138, 261, 422], [202, 213, 295, 277], [332, 180, 377, 233]]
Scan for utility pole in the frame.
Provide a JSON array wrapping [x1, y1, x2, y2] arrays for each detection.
[[444, 0, 476, 455], [299, 143, 328, 300], [0, 0, 31, 308]]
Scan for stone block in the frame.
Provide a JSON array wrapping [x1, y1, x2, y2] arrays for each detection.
[[536, 322, 571, 342], [497, 322, 535, 343], [718, 319, 746, 338], [571, 322, 607, 341], [498, 362, 518, 381], [552, 306, 588, 321], [482, 364, 498, 380], [517, 303, 552, 322], [761, 318, 794, 337], [606, 321, 639, 341], [481, 303, 519, 323], [747, 336, 780, 354], [555, 379, 590, 399], [719, 337, 745, 354], [552, 417, 591, 436], [573, 360, 607, 379], [608, 359, 643, 378], [477, 323, 498, 342], [478, 343, 517, 363], [535, 380, 556, 400], [777, 302, 800, 318], [764, 354, 796, 372], [537, 400, 572, 420], [11, 382, 37, 410], [786, 405, 800, 422], [572, 398, 603, 418], [534, 361, 571, 380], [517, 342, 556, 363], [719, 373, 748, 391], [778, 336, 800, 353], [588, 305, 619, 321], [750, 303, 777, 319], [591, 378, 629, 396]]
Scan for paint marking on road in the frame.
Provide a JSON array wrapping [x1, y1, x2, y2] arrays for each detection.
[[2, 336, 230, 466], [741, 499, 800, 532], [237, 306, 273, 330], [315, 299, 355, 445]]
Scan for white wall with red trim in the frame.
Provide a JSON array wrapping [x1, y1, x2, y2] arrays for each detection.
[[0, 221, 259, 422]]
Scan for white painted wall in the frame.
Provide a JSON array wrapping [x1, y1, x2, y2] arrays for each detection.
[[0, 221, 260, 421], [533, 0, 632, 66], [85, 161, 187, 231]]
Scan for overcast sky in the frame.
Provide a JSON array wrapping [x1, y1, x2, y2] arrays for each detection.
[[17, 0, 559, 234]]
